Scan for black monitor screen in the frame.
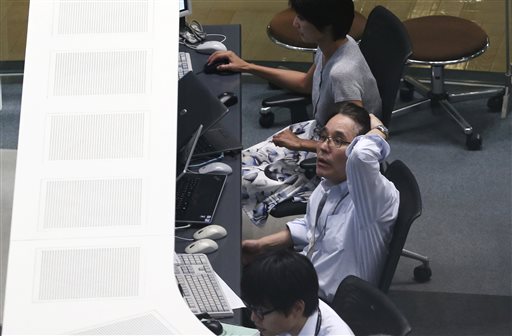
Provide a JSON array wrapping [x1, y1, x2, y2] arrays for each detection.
[[179, 0, 192, 18]]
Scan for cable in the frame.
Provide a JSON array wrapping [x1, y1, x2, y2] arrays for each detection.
[[175, 236, 194, 241], [175, 224, 191, 230], [179, 20, 206, 45], [188, 153, 225, 169], [180, 33, 228, 51], [204, 33, 227, 43]]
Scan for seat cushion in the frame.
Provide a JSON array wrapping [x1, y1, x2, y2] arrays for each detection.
[[267, 8, 367, 50], [403, 15, 488, 63]]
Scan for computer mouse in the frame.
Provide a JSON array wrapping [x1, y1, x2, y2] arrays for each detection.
[[196, 41, 227, 54], [193, 224, 228, 240], [203, 58, 232, 75], [184, 238, 218, 254], [201, 318, 223, 335], [218, 91, 238, 107], [198, 162, 233, 175]]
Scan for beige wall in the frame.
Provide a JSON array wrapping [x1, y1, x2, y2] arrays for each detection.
[[0, 0, 29, 61], [1, 0, 508, 73], [188, 0, 508, 73]]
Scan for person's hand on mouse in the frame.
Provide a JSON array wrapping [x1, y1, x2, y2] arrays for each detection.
[[207, 50, 250, 73], [272, 128, 303, 150]]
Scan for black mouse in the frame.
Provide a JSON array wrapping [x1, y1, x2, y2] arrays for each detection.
[[201, 318, 223, 335], [204, 58, 233, 75], [218, 91, 238, 107]]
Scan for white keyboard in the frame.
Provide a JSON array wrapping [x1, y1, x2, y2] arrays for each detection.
[[174, 253, 233, 318], [178, 51, 193, 79]]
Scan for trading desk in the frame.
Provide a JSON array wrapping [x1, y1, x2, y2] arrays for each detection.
[[175, 24, 242, 323]]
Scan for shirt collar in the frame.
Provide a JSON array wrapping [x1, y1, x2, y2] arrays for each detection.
[[296, 308, 320, 336], [320, 178, 348, 195]]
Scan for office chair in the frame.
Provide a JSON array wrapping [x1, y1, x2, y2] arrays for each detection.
[[259, 8, 368, 127], [395, 15, 505, 150], [379, 159, 430, 291], [269, 5, 413, 217], [331, 275, 412, 336]]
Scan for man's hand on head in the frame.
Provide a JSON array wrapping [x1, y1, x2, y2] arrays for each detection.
[[368, 114, 388, 140]]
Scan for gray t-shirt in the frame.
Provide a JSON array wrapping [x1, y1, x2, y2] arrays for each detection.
[[312, 36, 381, 126]]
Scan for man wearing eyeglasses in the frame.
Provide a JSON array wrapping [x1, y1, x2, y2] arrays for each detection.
[[242, 102, 399, 303], [242, 249, 353, 336]]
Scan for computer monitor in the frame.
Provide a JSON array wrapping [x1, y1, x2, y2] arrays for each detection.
[[179, 0, 192, 18]]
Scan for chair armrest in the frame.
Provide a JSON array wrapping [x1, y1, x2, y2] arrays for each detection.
[[269, 198, 307, 217], [300, 157, 317, 179], [299, 157, 317, 170], [262, 92, 312, 108]]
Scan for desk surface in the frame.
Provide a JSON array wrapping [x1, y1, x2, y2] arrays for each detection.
[[176, 24, 242, 323]]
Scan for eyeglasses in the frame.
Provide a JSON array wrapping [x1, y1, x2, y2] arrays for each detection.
[[314, 128, 351, 148], [245, 303, 276, 320]]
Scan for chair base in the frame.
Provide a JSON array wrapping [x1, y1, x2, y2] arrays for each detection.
[[401, 248, 432, 283], [393, 65, 505, 150]]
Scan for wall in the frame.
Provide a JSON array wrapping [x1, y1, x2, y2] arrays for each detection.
[[1, 0, 508, 72]]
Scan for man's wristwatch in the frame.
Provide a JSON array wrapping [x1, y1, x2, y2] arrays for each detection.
[[374, 124, 389, 140]]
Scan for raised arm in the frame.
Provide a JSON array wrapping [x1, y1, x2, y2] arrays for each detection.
[[345, 115, 398, 225]]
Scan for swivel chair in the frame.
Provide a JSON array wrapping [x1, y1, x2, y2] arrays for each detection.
[[332, 275, 412, 336], [396, 15, 505, 150], [379, 160, 430, 290], [259, 8, 367, 127]]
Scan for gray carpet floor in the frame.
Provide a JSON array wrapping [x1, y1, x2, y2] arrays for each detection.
[[240, 74, 512, 335]]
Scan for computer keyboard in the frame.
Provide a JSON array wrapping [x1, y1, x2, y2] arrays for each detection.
[[175, 253, 233, 318], [178, 51, 193, 79], [175, 173, 200, 216]]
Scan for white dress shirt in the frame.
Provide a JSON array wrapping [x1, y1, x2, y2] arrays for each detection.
[[287, 135, 399, 302], [278, 300, 354, 336]]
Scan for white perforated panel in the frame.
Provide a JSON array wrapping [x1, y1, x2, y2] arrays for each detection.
[[56, 0, 150, 35], [43, 178, 143, 229], [73, 313, 175, 335], [52, 50, 148, 96], [38, 247, 140, 300], [47, 112, 145, 160]]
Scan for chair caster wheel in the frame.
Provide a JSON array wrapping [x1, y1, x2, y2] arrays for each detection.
[[466, 133, 482, 150], [487, 94, 503, 112], [259, 111, 275, 128], [400, 84, 414, 102], [413, 265, 432, 283]]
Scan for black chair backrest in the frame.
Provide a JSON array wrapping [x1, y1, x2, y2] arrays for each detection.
[[331, 275, 412, 336], [359, 6, 412, 127], [379, 160, 422, 292]]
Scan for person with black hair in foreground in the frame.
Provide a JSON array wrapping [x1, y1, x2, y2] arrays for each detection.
[[242, 249, 353, 336]]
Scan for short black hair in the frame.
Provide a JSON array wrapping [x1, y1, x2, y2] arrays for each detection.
[[241, 249, 319, 317], [289, 0, 354, 40], [334, 101, 371, 135]]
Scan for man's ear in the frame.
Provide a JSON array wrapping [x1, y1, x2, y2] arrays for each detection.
[[292, 300, 306, 317]]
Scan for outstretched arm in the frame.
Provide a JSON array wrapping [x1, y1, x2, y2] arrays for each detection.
[[241, 229, 293, 265], [208, 50, 314, 94], [272, 128, 318, 151]]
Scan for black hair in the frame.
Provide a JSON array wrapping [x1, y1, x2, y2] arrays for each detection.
[[241, 249, 319, 317], [289, 0, 354, 40], [334, 101, 371, 135]]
